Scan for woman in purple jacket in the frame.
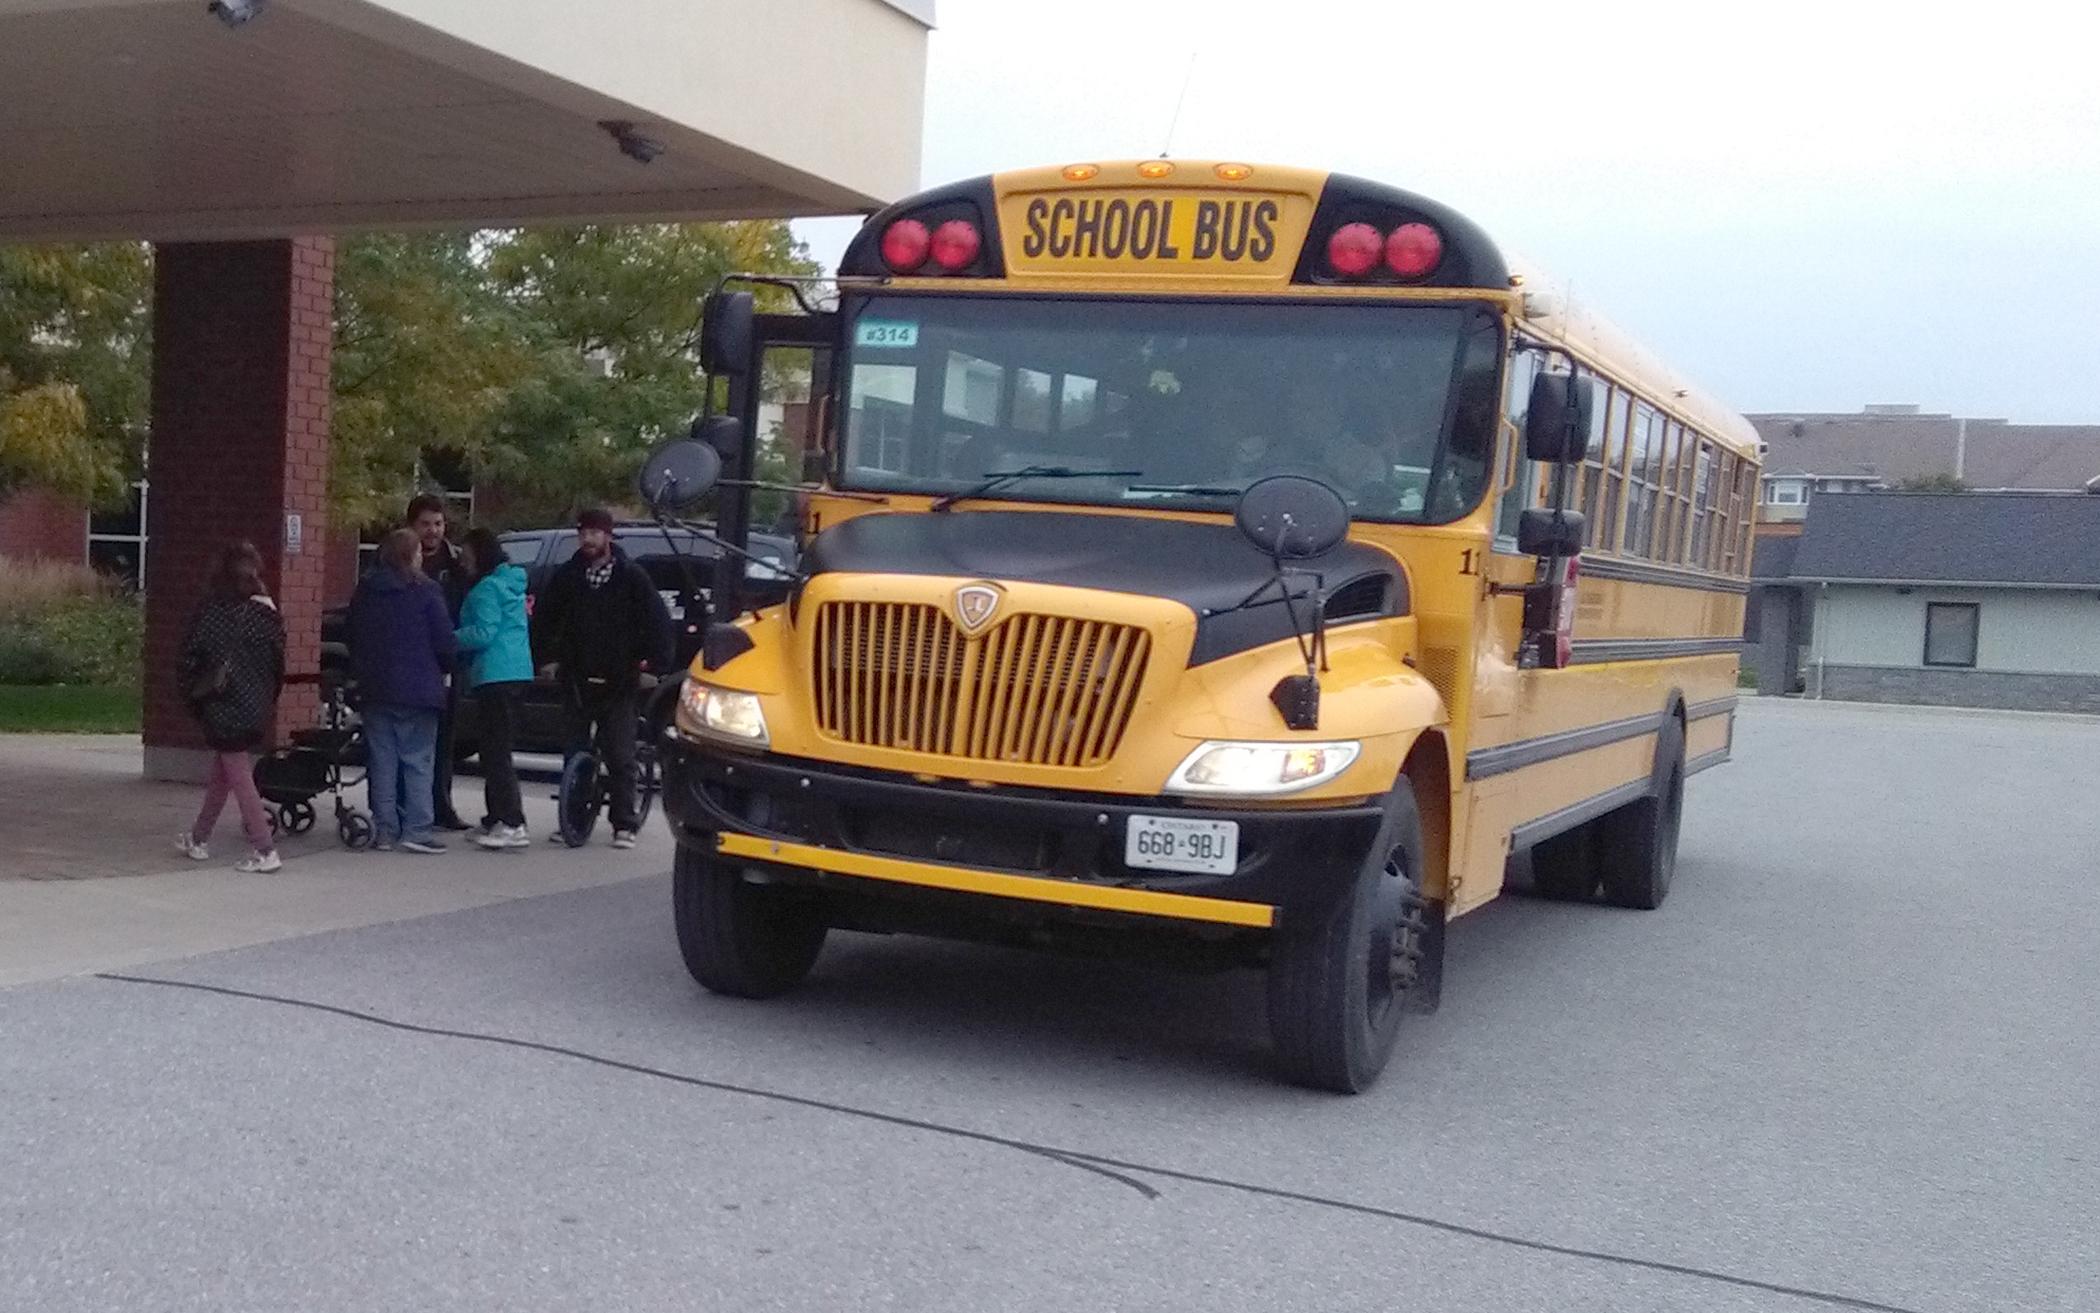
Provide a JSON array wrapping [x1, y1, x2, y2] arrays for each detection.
[[347, 528, 457, 853]]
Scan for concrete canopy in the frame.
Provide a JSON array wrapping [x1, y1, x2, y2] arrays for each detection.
[[0, 0, 930, 242]]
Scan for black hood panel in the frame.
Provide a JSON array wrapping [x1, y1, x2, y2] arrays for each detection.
[[800, 512, 1407, 665]]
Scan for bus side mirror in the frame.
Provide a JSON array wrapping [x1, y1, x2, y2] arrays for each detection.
[[1524, 373, 1594, 464], [1516, 507, 1585, 558], [637, 437, 722, 512], [699, 291, 755, 377]]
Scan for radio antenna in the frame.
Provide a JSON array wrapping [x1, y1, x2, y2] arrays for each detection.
[[1160, 45, 1199, 158]]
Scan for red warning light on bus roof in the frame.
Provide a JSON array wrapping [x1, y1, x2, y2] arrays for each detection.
[[929, 220, 982, 271], [1385, 222, 1442, 277], [881, 219, 931, 272], [1326, 223, 1383, 277]]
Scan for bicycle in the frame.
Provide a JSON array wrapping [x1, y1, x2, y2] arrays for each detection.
[[554, 680, 666, 848]]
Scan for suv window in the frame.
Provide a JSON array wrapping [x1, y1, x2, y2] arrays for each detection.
[[500, 536, 541, 567]]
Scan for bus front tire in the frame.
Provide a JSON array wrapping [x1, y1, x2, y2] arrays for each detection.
[[1266, 785, 1428, 1094], [673, 842, 828, 998], [1598, 715, 1686, 911]]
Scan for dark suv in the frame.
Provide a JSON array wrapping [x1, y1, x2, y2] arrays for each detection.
[[322, 522, 796, 760]]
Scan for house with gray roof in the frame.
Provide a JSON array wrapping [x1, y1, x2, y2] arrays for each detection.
[[1747, 405, 2100, 523], [1746, 491, 2100, 712]]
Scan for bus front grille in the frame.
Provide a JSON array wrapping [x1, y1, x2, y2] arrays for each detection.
[[812, 601, 1151, 768]]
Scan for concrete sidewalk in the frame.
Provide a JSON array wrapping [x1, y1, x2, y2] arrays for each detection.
[[0, 734, 669, 987]]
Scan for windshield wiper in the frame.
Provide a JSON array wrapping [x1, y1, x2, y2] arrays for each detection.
[[1124, 482, 1245, 497], [931, 465, 1142, 512]]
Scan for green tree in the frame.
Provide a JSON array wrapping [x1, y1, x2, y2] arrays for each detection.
[[1896, 472, 1970, 493], [331, 232, 535, 528], [476, 220, 818, 525], [2, 220, 819, 527], [0, 244, 150, 506]]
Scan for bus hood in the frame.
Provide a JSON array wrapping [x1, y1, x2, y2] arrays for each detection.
[[798, 510, 1407, 665]]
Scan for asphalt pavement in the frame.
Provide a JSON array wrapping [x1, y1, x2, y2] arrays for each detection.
[[3, 700, 2096, 1312]]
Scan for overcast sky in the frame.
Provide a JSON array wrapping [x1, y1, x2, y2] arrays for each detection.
[[796, 0, 2100, 424]]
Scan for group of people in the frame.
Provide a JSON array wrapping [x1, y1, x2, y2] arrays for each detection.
[[175, 497, 674, 870]]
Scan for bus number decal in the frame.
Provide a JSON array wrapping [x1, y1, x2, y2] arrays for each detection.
[[856, 320, 919, 348]]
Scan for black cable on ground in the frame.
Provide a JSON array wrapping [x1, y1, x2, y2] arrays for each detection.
[[96, 972, 1927, 1313]]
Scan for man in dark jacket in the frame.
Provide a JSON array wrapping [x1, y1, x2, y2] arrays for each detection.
[[531, 508, 674, 849], [350, 528, 458, 853], [407, 493, 472, 832]]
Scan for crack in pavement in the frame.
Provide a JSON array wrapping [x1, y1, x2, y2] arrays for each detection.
[[95, 971, 1928, 1313]]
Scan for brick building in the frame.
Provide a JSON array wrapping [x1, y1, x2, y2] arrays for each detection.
[[2, 0, 929, 780]]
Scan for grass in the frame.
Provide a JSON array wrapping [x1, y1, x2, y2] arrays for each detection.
[[0, 684, 141, 733]]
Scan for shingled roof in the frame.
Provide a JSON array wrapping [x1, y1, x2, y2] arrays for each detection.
[[1748, 412, 2100, 492], [1787, 492, 2100, 587]]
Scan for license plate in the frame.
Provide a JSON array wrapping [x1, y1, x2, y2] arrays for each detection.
[[1124, 814, 1239, 875]]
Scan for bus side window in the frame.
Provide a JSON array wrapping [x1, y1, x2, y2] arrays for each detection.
[[1059, 375, 1099, 431], [1013, 368, 1054, 433], [1493, 350, 1540, 546], [943, 351, 1005, 425], [847, 363, 916, 476], [1579, 381, 1615, 546]]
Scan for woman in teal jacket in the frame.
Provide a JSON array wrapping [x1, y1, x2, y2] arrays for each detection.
[[456, 528, 535, 848]]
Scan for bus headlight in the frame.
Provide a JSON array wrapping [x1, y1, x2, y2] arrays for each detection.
[[1165, 740, 1361, 797], [678, 680, 770, 747]]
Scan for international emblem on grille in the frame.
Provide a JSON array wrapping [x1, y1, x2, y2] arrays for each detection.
[[953, 583, 1001, 632]]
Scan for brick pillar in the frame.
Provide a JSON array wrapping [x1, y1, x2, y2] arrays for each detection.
[[141, 238, 334, 782]]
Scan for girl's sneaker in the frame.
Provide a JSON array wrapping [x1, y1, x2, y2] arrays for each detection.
[[475, 824, 530, 850], [175, 833, 209, 861], [236, 850, 283, 874]]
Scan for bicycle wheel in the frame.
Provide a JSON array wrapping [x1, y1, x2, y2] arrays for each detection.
[[557, 751, 603, 848], [633, 744, 660, 829]]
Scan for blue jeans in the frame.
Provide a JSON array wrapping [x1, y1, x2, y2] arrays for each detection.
[[364, 704, 439, 845]]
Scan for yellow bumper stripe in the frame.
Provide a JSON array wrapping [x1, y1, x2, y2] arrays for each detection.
[[715, 832, 1275, 929]]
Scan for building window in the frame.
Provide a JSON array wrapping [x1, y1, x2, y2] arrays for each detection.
[[1923, 602, 1979, 668], [1767, 481, 1805, 505], [88, 479, 148, 591]]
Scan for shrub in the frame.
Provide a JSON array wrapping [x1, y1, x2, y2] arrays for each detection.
[[0, 630, 76, 684], [0, 558, 110, 617], [0, 560, 140, 686]]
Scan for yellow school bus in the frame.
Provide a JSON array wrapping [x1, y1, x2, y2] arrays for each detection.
[[651, 161, 1758, 1092]]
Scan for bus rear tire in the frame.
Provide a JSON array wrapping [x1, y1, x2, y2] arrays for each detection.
[[1529, 824, 1599, 901], [1266, 785, 1427, 1094], [1598, 716, 1686, 911], [674, 842, 828, 998]]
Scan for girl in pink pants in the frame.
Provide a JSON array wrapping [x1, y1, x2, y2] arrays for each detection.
[[175, 541, 287, 873]]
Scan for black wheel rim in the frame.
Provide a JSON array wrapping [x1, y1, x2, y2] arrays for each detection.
[[1362, 845, 1424, 1031]]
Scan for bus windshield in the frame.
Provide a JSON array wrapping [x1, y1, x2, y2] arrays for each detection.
[[838, 295, 1503, 522]]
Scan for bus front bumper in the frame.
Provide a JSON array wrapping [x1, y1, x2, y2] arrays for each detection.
[[660, 742, 1385, 932]]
